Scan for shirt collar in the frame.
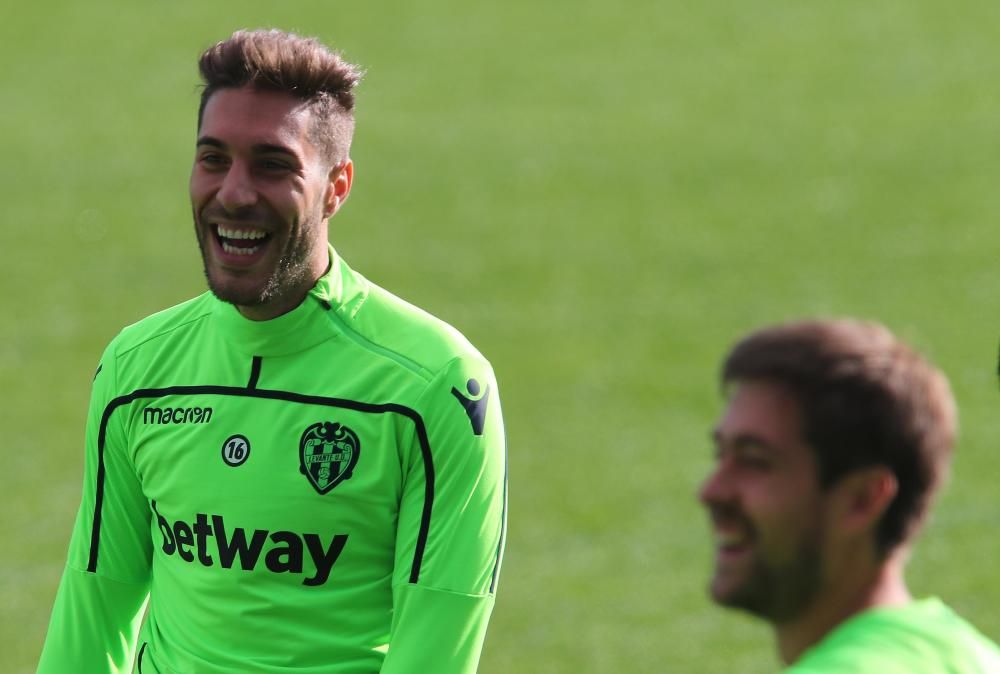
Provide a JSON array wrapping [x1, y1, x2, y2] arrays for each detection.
[[211, 244, 365, 357]]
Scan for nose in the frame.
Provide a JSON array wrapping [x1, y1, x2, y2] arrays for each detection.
[[216, 160, 258, 211], [698, 463, 734, 507]]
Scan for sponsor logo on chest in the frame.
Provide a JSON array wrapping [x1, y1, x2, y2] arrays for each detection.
[[153, 503, 348, 586]]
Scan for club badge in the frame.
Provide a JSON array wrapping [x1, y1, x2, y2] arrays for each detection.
[[299, 422, 360, 494]]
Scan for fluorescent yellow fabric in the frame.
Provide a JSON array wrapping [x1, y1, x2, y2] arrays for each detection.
[[787, 598, 1000, 674], [38, 247, 507, 673]]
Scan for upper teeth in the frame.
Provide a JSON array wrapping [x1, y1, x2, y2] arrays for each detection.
[[217, 226, 267, 240]]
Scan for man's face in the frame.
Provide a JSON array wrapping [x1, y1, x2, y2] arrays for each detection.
[[190, 86, 349, 319], [699, 380, 828, 622]]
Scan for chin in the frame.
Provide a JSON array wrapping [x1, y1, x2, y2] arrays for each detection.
[[710, 574, 768, 615], [205, 270, 271, 307], [710, 582, 745, 608]]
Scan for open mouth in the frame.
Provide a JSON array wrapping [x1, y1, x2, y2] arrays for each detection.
[[715, 530, 751, 554], [214, 224, 272, 257], [709, 511, 755, 558]]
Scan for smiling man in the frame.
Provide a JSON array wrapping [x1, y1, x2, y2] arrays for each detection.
[[191, 83, 352, 320], [700, 319, 1000, 673], [38, 30, 507, 674]]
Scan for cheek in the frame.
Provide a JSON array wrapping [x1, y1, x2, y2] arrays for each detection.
[[300, 190, 329, 225], [270, 186, 314, 220], [189, 173, 215, 208], [747, 485, 822, 539]]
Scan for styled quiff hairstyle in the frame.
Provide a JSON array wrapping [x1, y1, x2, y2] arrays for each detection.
[[722, 319, 957, 556], [197, 29, 362, 165]]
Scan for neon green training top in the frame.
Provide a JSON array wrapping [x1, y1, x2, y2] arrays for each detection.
[[38, 246, 508, 674], [786, 598, 1000, 673]]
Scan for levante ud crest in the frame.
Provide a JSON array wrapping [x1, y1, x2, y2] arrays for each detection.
[[299, 422, 360, 495]]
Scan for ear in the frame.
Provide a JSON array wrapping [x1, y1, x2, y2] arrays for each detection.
[[323, 159, 354, 219], [829, 466, 898, 536]]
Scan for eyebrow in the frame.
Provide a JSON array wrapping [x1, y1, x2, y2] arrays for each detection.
[[711, 429, 777, 454], [196, 136, 299, 158]]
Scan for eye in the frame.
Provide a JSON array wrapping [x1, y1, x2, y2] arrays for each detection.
[[260, 158, 292, 173], [198, 153, 228, 168], [735, 451, 773, 471]]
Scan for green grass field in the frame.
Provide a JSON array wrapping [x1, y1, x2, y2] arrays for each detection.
[[4, 1, 1000, 671]]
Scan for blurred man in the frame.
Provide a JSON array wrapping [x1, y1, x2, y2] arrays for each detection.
[[38, 29, 506, 673], [700, 319, 1000, 672]]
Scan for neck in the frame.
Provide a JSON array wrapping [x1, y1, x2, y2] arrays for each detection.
[[237, 289, 310, 321], [774, 553, 910, 665]]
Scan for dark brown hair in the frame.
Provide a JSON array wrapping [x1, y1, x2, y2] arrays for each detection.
[[197, 29, 363, 164], [722, 319, 956, 556]]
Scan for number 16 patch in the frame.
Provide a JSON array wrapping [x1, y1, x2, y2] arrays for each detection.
[[221, 435, 251, 467]]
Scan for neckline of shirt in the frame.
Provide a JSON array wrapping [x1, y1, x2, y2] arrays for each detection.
[[210, 245, 357, 358]]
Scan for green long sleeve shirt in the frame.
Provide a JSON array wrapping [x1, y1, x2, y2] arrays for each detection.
[[38, 247, 508, 673], [786, 598, 1000, 674]]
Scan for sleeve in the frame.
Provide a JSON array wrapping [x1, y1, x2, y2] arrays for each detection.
[[381, 355, 508, 674], [37, 342, 153, 674]]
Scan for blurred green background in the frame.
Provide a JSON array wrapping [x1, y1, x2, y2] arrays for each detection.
[[3, 1, 1000, 672]]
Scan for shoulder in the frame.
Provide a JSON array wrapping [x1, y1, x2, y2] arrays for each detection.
[[89, 293, 214, 401], [105, 293, 215, 361], [786, 633, 912, 674], [329, 265, 491, 382], [787, 600, 1000, 674]]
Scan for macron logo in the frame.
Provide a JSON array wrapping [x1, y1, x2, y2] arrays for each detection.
[[143, 406, 213, 425], [451, 378, 490, 436], [152, 502, 347, 586]]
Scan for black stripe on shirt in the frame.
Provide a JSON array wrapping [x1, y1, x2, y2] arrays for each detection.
[[247, 356, 262, 389], [87, 385, 435, 584], [489, 438, 509, 593]]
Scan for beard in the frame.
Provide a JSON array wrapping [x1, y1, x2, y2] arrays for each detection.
[[718, 537, 823, 623], [205, 235, 314, 308], [709, 504, 825, 624], [193, 201, 325, 309]]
